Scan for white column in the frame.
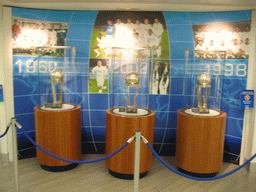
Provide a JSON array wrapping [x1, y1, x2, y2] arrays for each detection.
[[240, 10, 256, 172], [2, 6, 14, 161], [0, 2, 8, 155]]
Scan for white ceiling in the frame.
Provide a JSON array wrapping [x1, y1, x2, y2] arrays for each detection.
[[1, 0, 256, 11]]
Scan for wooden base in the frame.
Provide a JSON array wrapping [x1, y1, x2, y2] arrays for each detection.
[[175, 109, 227, 175], [108, 169, 148, 180], [178, 167, 218, 178], [40, 163, 78, 172], [105, 108, 155, 177], [34, 105, 81, 169]]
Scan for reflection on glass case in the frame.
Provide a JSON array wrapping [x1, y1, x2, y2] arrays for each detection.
[[109, 47, 154, 116], [183, 50, 226, 116], [36, 46, 77, 111]]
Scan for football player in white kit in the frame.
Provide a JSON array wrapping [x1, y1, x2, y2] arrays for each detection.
[[48, 25, 57, 46], [194, 27, 205, 43], [114, 19, 125, 47], [125, 18, 135, 39], [232, 26, 242, 44], [159, 64, 170, 95], [134, 20, 144, 39], [141, 19, 152, 39], [114, 19, 126, 56], [242, 26, 251, 41], [206, 40, 217, 59], [240, 38, 250, 59], [152, 18, 164, 43], [91, 60, 108, 93], [195, 40, 207, 59], [93, 33, 107, 57], [152, 61, 169, 94], [152, 60, 160, 94], [226, 39, 242, 59], [144, 29, 161, 58]]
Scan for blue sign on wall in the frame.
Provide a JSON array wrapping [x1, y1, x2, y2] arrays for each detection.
[[241, 90, 254, 108], [0, 85, 3, 102]]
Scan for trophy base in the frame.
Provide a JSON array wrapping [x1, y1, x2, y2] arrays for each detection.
[[126, 107, 137, 113], [114, 107, 150, 116], [40, 103, 76, 111], [44, 102, 63, 108], [192, 107, 209, 114], [118, 107, 126, 112], [118, 107, 137, 113]]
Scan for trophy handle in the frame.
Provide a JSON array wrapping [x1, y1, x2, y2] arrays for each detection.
[[197, 85, 202, 108], [134, 86, 139, 108], [59, 82, 63, 105], [203, 86, 210, 108], [51, 82, 57, 103], [126, 86, 130, 107]]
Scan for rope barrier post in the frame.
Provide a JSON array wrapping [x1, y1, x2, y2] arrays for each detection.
[[134, 130, 141, 192], [11, 117, 20, 192]]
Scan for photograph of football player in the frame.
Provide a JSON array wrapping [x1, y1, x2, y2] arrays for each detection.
[[151, 60, 170, 95], [89, 59, 109, 93]]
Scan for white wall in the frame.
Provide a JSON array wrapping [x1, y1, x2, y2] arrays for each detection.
[[240, 10, 256, 171], [1, 0, 255, 12], [0, 1, 8, 155]]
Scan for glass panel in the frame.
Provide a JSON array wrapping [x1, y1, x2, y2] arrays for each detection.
[[183, 50, 226, 116], [109, 47, 153, 116], [35, 46, 77, 110]]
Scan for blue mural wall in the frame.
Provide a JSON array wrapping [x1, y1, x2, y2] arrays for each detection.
[[12, 8, 251, 163]]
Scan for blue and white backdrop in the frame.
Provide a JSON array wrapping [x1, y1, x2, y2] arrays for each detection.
[[12, 8, 251, 163]]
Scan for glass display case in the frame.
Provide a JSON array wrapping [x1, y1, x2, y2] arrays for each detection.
[[105, 47, 156, 179], [35, 46, 77, 111], [109, 47, 154, 116], [183, 50, 226, 116], [34, 46, 82, 172], [175, 50, 227, 177]]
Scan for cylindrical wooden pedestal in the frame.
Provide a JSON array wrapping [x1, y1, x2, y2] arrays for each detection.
[[105, 108, 155, 179], [175, 109, 227, 177], [34, 105, 81, 172]]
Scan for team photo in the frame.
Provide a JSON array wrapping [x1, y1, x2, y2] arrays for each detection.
[[192, 21, 251, 59], [90, 11, 170, 60], [12, 17, 69, 57]]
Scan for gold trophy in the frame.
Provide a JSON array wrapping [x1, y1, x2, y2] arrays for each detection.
[[45, 69, 64, 108], [119, 72, 140, 113], [192, 72, 211, 114]]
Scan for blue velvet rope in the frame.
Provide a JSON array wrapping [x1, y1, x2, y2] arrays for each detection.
[[0, 126, 10, 138], [20, 127, 129, 164], [146, 142, 256, 181]]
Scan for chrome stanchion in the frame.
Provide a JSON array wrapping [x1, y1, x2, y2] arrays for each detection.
[[11, 117, 20, 192], [134, 131, 141, 192]]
